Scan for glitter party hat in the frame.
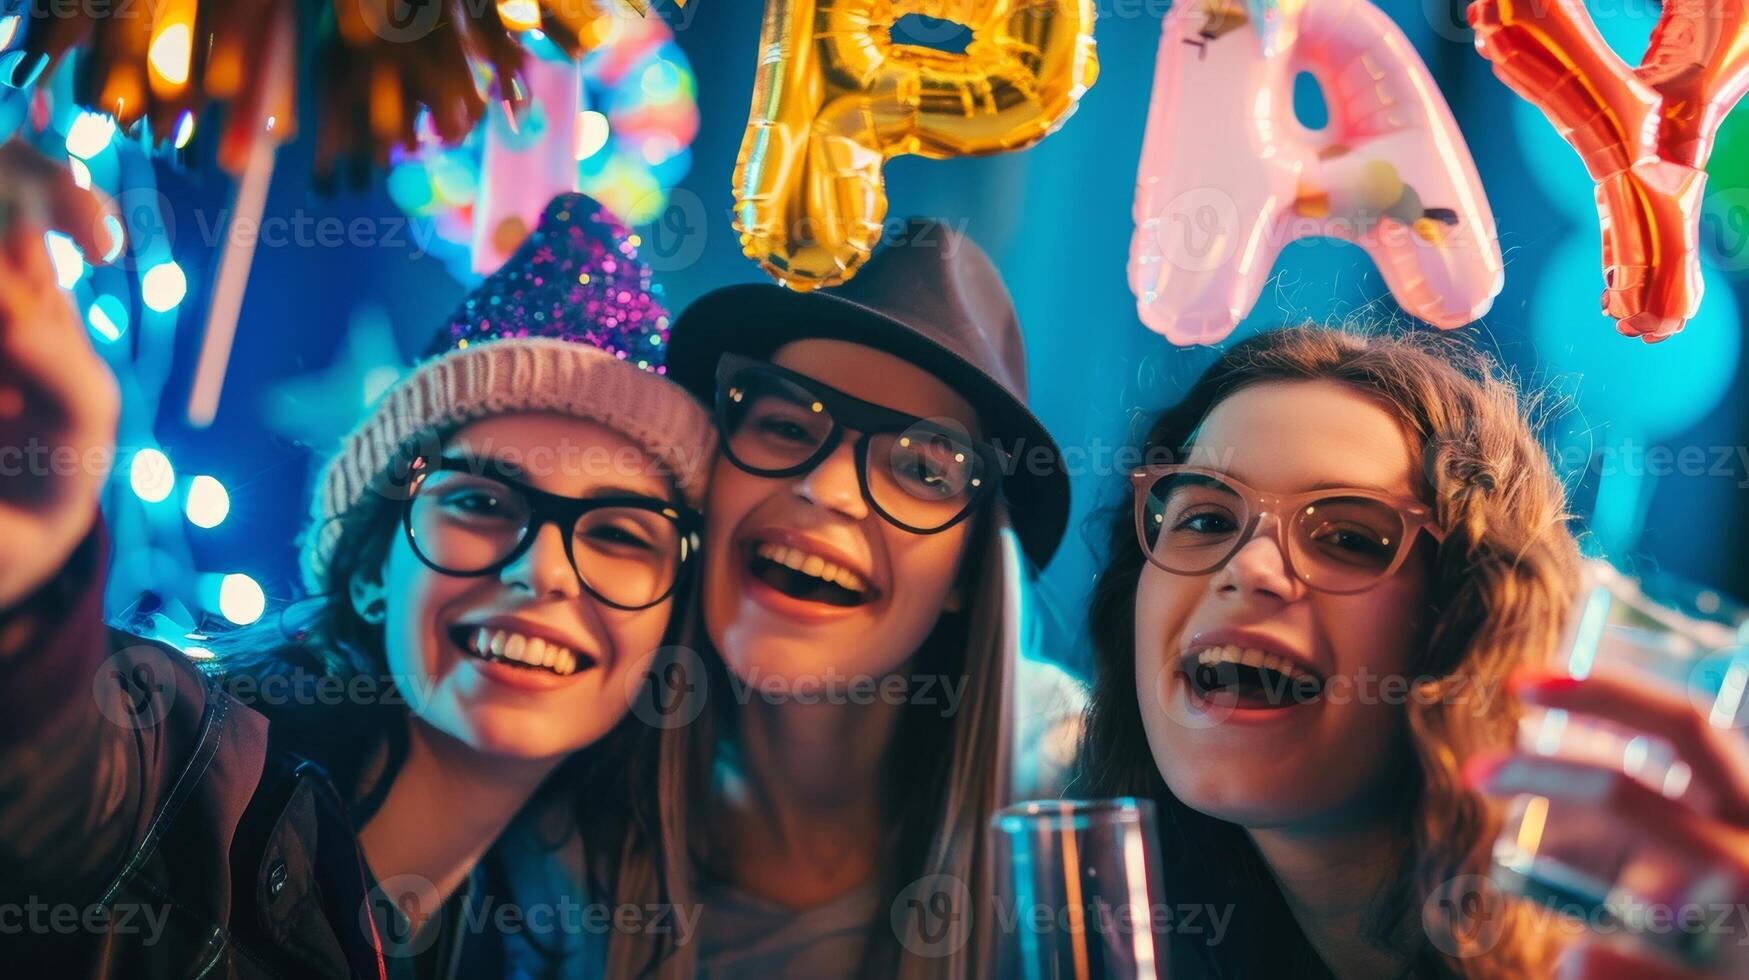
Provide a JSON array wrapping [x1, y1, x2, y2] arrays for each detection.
[[425, 194, 675, 370], [301, 193, 715, 592]]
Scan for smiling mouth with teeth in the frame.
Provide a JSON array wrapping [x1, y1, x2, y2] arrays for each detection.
[[451, 626, 595, 677], [747, 540, 872, 608], [1183, 644, 1324, 708]]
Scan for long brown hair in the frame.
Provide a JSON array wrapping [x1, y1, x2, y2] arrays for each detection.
[[615, 506, 1023, 979], [210, 432, 670, 947], [1076, 323, 1581, 977]]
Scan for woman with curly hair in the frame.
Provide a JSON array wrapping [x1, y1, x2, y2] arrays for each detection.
[[1075, 323, 1584, 978]]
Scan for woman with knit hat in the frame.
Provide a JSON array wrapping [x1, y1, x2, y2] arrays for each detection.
[[0, 163, 710, 976], [622, 219, 1087, 978]]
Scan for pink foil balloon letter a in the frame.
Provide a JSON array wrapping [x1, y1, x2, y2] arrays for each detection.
[[1129, 0, 1504, 346]]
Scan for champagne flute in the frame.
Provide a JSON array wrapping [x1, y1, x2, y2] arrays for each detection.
[[990, 798, 1168, 980]]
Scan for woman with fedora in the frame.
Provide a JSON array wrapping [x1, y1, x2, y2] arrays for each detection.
[[606, 219, 1086, 978]]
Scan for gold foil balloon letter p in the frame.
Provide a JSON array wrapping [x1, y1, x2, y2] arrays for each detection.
[[732, 0, 1099, 290]]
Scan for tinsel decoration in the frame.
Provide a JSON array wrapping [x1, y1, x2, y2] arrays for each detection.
[[16, 0, 676, 177]]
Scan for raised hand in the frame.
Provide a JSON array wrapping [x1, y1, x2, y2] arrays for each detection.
[[0, 139, 122, 609], [1467, 666, 1749, 978]]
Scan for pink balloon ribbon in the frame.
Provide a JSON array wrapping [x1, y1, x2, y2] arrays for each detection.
[[471, 57, 582, 277], [1129, 0, 1503, 346]]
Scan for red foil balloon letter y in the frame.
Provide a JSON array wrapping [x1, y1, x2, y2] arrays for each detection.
[[1469, 0, 1749, 341]]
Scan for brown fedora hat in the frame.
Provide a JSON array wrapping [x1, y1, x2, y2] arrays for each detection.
[[667, 218, 1069, 569]]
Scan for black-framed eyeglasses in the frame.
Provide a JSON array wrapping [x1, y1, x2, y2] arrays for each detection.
[[401, 455, 702, 611], [713, 353, 1005, 535]]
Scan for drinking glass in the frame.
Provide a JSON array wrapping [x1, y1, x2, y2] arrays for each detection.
[[990, 798, 1168, 980], [1489, 558, 1749, 964]]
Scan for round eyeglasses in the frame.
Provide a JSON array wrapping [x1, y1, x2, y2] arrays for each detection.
[[1131, 464, 1447, 595], [402, 456, 701, 611]]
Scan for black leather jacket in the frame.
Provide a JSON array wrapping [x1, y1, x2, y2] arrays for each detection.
[[0, 527, 396, 978]]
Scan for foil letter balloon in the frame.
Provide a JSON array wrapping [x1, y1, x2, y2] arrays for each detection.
[[1129, 0, 1503, 346], [1469, 0, 1749, 341], [734, 0, 1099, 289]]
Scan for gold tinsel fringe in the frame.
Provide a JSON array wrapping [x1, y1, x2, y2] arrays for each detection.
[[20, 0, 676, 177]]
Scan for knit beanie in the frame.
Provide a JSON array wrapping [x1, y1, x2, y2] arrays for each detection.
[[301, 193, 715, 592]]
